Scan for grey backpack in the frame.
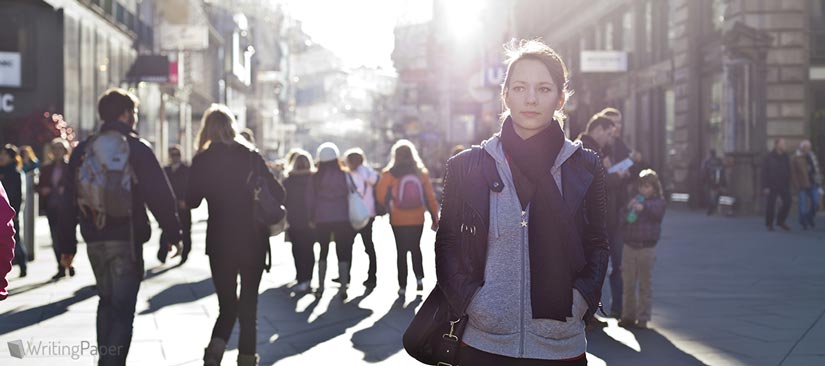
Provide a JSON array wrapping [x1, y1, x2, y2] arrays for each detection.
[[76, 130, 135, 229]]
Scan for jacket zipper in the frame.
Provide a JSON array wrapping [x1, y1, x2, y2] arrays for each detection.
[[520, 207, 528, 357]]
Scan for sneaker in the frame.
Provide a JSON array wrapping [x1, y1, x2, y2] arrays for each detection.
[[416, 279, 424, 292], [293, 282, 310, 293], [585, 316, 607, 330], [363, 278, 377, 288], [331, 277, 341, 283], [51, 271, 66, 280], [618, 319, 636, 328]]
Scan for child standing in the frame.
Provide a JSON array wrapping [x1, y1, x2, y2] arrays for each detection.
[[619, 169, 667, 329]]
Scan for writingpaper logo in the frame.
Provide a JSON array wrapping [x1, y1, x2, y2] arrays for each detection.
[[7, 340, 25, 359]]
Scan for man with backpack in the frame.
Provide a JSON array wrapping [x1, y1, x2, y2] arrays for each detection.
[[59, 88, 182, 366]]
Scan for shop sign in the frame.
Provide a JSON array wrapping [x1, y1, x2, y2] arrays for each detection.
[[0, 52, 21, 87], [580, 50, 628, 73]]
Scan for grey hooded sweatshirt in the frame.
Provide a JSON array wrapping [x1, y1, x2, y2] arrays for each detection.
[[462, 135, 590, 360]]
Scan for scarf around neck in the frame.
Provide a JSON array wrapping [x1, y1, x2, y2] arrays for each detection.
[[500, 117, 576, 321]]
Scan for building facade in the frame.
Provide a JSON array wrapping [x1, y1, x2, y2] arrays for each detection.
[[513, 0, 823, 212], [0, 0, 144, 151]]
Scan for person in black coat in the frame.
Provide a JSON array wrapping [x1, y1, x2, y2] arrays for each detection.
[[763, 138, 792, 231], [159, 145, 192, 264], [282, 149, 315, 293], [0, 145, 25, 277], [187, 104, 285, 366]]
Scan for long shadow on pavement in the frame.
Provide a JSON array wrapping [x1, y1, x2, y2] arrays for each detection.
[[251, 286, 374, 363], [0, 285, 97, 335], [351, 294, 423, 363], [587, 327, 708, 366], [138, 278, 214, 315]]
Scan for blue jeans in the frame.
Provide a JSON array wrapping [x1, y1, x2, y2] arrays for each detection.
[[86, 241, 143, 366], [798, 186, 819, 227]]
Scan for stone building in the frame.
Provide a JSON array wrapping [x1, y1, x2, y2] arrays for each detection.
[[513, 0, 823, 212]]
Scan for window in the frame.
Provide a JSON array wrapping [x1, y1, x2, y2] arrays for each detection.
[[645, 0, 653, 57], [623, 9, 634, 53], [712, 0, 727, 31], [605, 22, 614, 51]]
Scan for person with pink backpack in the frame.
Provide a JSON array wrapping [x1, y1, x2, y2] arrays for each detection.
[[376, 139, 439, 295]]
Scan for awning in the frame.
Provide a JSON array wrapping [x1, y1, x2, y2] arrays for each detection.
[[125, 55, 171, 83]]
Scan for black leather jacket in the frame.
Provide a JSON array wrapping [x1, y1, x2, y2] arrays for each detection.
[[435, 146, 610, 319]]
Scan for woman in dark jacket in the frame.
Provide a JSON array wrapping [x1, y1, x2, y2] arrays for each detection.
[[36, 138, 74, 279], [282, 149, 315, 293], [434, 40, 608, 365], [310, 142, 356, 292], [0, 145, 26, 278], [187, 104, 285, 366]]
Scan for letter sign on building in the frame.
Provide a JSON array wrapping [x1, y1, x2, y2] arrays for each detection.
[[0, 94, 14, 113]]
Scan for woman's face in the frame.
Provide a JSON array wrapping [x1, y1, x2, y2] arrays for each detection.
[[504, 58, 563, 139]]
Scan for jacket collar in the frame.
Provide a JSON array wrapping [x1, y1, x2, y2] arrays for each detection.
[[481, 133, 581, 173], [100, 120, 138, 136]]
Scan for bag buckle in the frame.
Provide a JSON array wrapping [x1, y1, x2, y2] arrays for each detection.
[[441, 317, 461, 342]]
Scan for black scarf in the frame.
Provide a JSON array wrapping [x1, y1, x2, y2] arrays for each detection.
[[500, 117, 574, 321]]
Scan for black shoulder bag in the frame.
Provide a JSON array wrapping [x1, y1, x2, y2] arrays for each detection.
[[246, 150, 286, 272], [403, 286, 467, 365]]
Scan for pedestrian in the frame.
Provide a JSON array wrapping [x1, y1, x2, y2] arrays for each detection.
[[619, 169, 667, 330], [36, 138, 75, 279], [435, 39, 608, 365], [601, 107, 631, 163], [376, 139, 439, 296], [0, 182, 16, 301], [345, 148, 379, 288], [702, 149, 726, 215], [576, 114, 615, 156], [309, 142, 357, 292], [158, 145, 192, 264], [577, 113, 627, 323], [791, 140, 822, 229], [20, 145, 40, 173], [763, 138, 792, 231], [0, 144, 26, 278], [282, 149, 316, 293], [58, 88, 182, 366], [187, 104, 285, 366]]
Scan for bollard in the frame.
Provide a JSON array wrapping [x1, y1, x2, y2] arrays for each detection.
[[24, 170, 36, 261]]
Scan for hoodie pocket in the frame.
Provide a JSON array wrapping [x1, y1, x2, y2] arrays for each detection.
[[527, 289, 587, 340], [466, 282, 520, 335]]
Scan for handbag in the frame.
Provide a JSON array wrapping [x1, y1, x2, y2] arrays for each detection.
[[403, 286, 467, 366], [246, 151, 287, 230], [346, 173, 371, 230]]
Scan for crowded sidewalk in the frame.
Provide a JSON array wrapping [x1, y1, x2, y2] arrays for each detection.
[[0, 205, 822, 365]]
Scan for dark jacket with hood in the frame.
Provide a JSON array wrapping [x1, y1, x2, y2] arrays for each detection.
[[283, 171, 313, 230], [59, 121, 182, 256], [308, 163, 349, 224], [187, 142, 285, 257], [436, 132, 609, 359]]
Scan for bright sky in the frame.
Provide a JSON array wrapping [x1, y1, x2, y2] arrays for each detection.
[[283, 0, 432, 71]]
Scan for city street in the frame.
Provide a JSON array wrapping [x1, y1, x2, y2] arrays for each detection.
[[1, 206, 824, 366]]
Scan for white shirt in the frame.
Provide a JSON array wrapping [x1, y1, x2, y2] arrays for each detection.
[[349, 165, 379, 217]]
